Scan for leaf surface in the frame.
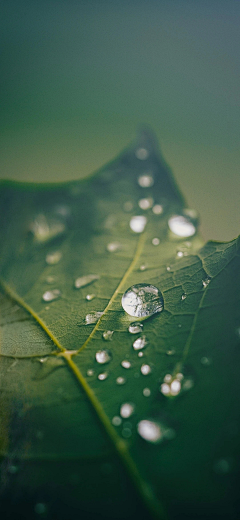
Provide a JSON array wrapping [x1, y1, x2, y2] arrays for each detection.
[[0, 130, 240, 520]]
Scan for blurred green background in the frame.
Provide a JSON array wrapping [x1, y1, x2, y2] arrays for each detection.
[[0, 0, 239, 242]]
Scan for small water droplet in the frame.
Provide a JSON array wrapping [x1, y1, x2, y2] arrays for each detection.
[[201, 356, 212, 366], [34, 503, 47, 515], [139, 264, 147, 271], [87, 369, 94, 376], [138, 198, 153, 210], [133, 336, 148, 351], [102, 330, 114, 341], [138, 351, 144, 357], [138, 174, 154, 187], [129, 215, 147, 233], [85, 312, 103, 325], [141, 364, 151, 375], [181, 293, 187, 300], [128, 322, 143, 334], [46, 275, 56, 284], [30, 214, 66, 243], [152, 238, 160, 246], [166, 266, 171, 272], [46, 251, 62, 265], [75, 274, 99, 289], [86, 294, 95, 301], [161, 371, 193, 397], [42, 289, 61, 302], [116, 376, 126, 385], [122, 283, 164, 318], [120, 403, 134, 418], [95, 349, 112, 364], [202, 276, 211, 288], [122, 427, 132, 438], [123, 201, 133, 212], [143, 388, 151, 397], [168, 215, 196, 238], [107, 241, 121, 253], [137, 419, 175, 444], [166, 349, 175, 356], [177, 251, 184, 258], [98, 372, 108, 381], [164, 374, 172, 383], [121, 360, 131, 369], [135, 148, 149, 160], [112, 416, 122, 426], [152, 204, 163, 215]]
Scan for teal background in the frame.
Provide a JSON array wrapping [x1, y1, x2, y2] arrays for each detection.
[[0, 0, 239, 242]]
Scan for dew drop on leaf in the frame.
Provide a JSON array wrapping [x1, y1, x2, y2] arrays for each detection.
[[128, 322, 143, 334], [107, 241, 121, 252], [87, 369, 94, 376], [86, 294, 95, 301], [138, 351, 144, 357], [129, 215, 147, 233], [116, 376, 126, 385], [139, 264, 147, 271], [135, 147, 149, 160], [42, 289, 61, 302], [140, 364, 152, 375], [138, 198, 153, 210], [202, 276, 211, 288], [138, 174, 154, 187], [121, 360, 131, 369], [112, 416, 122, 426], [85, 312, 103, 325], [74, 274, 99, 289], [102, 330, 114, 341], [30, 214, 66, 243], [133, 335, 148, 351], [122, 427, 132, 438], [120, 403, 134, 418], [201, 356, 212, 366], [152, 204, 163, 215], [95, 349, 112, 364], [168, 215, 196, 238], [137, 419, 175, 444], [143, 388, 151, 397], [98, 372, 108, 381], [152, 238, 160, 246], [122, 283, 164, 318], [45, 251, 62, 265]]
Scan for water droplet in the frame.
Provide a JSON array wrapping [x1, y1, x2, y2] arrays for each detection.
[[166, 266, 171, 272], [138, 351, 144, 357], [123, 201, 133, 212], [177, 251, 184, 258], [34, 503, 47, 515], [161, 371, 193, 396], [122, 283, 164, 318], [133, 336, 148, 351], [87, 369, 94, 376], [143, 388, 151, 397], [46, 275, 56, 284], [201, 356, 212, 366], [95, 349, 112, 364], [140, 364, 151, 375], [152, 238, 160, 246], [120, 403, 134, 418], [42, 289, 61, 302], [202, 276, 211, 288], [181, 293, 187, 300], [116, 376, 126, 385], [129, 215, 147, 233], [135, 147, 149, 160], [121, 360, 131, 369], [98, 372, 108, 381], [166, 349, 175, 356], [138, 174, 154, 187], [30, 214, 66, 243], [139, 264, 147, 271], [168, 215, 196, 238], [102, 330, 114, 341], [128, 322, 143, 334], [86, 294, 95, 301], [85, 312, 103, 325], [75, 274, 99, 289], [214, 458, 231, 475], [8, 464, 18, 474], [164, 374, 172, 383], [107, 241, 121, 253], [152, 204, 163, 215], [46, 251, 62, 265], [170, 379, 181, 395], [112, 416, 122, 426], [138, 198, 153, 210], [137, 419, 175, 444], [122, 427, 132, 438]]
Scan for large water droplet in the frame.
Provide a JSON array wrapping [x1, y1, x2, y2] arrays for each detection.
[[30, 214, 66, 243], [95, 349, 112, 364], [128, 322, 143, 334], [138, 198, 153, 210], [135, 147, 149, 160], [133, 335, 148, 351], [42, 289, 61, 302], [181, 293, 187, 300], [122, 283, 164, 318], [102, 330, 114, 341], [75, 274, 99, 289], [98, 372, 108, 381], [137, 419, 175, 444], [120, 403, 134, 418], [85, 312, 103, 325], [140, 364, 151, 375], [129, 215, 147, 233], [168, 215, 196, 238], [46, 251, 62, 265], [121, 360, 131, 369], [138, 174, 154, 187]]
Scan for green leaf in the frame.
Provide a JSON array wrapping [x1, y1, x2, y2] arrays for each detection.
[[0, 129, 239, 520]]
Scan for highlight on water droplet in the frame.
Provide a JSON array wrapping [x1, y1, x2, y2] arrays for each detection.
[[137, 419, 175, 444], [138, 174, 154, 187], [95, 349, 112, 364], [46, 251, 62, 265], [75, 274, 99, 289], [133, 336, 148, 351], [116, 376, 126, 385], [138, 198, 153, 210], [128, 322, 143, 334], [42, 289, 61, 302], [152, 238, 160, 246], [202, 276, 211, 288], [85, 312, 103, 325], [102, 330, 114, 341], [168, 215, 196, 238], [143, 388, 151, 397], [120, 402, 134, 419], [122, 283, 164, 318], [121, 360, 131, 369], [140, 364, 151, 375], [135, 147, 149, 160], [129, 215, 147, 233], [86, 294, 95, 301], [107, 241, 121, 253], [98, 372, 108, 381]]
